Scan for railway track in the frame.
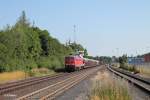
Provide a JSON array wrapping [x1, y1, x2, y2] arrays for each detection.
[[0, 73, 66, 95], [0, 73, 70, 100], [0, 66, 101, 100], [107, 65, 150, 94]]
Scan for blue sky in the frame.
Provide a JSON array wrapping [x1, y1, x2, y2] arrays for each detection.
[[0, 0, 150, 56]]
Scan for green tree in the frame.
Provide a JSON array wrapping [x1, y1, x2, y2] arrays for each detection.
[[119, 54, 128, 68], [68, 42, 84, 52], [84, 49, 88, 57]]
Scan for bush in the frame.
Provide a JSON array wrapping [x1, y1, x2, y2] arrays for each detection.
[[120, 64, 139, 73], [37, 56, 63, 70]]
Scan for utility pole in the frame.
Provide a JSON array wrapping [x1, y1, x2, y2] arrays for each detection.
[[73, 25, 76, 43], [116, 48, 119, 57], [32, 20, 35, 27]]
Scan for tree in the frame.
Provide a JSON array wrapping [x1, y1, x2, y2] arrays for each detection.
[[84, 49, 88, 57], [119, 54, 128, 68], [15, 11, 30, 28], [68, 42, 84, 52]]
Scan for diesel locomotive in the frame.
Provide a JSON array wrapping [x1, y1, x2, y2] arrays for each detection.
[[65, 53, 99, 71]]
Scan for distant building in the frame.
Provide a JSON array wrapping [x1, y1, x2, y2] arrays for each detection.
[[128, 57, 144, 65], [144, 53, 150, 62]]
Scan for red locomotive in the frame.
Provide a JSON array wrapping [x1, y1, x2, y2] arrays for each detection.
[[65, 52, 99, 71], [65, 55, 85, 71]]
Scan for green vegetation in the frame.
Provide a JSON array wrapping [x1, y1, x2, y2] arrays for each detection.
[[0, 11, 87, 73], [118, 55, 139, 73], [87, 56, 112, 64], [97, 56, 112, 64], [119, 54, 128, 69], [67, 42, 85, 53]]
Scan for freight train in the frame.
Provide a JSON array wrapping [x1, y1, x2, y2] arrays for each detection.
[[65, 54, 99, 72]]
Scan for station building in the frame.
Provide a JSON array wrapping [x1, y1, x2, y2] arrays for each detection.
[[128, 57, 144, 65]]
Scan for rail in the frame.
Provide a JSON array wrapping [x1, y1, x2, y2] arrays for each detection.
[[107, 65, 150, 93]]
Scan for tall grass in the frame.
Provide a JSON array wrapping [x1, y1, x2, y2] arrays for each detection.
[[123, 64, 150, 77], [30, 68, 55, 77], [89, 71, 132, 100], [0, 71, 27, 83], [0, 68, 56, 83], [136, 65, 150, 77]]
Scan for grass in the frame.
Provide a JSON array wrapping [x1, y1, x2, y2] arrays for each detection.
[[89, 71, 132, 100], [118, 63, 139, 74], [136, 65, 150, 78], [0, 68, 56, 83], [0, 71, 27, 83], [120, 63, 150, 78], [111, 63, 120, 68], [30, 68, 55, 77]]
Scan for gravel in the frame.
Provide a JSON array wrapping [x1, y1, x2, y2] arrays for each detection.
[[55, 74, 93, 100]]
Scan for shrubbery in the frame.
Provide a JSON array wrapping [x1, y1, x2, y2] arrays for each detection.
[[119, 55, 139, 73]]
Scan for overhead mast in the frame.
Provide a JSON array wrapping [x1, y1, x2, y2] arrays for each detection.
[[73, 25, 78, 55], [73, 25, 76, 43]]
